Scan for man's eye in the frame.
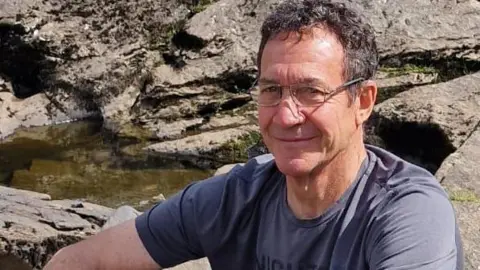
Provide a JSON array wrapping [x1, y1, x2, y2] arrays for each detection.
[[260, 86, 281, 93], [298, 87, 327, 95]]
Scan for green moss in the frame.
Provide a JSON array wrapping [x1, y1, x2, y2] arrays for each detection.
[[379, 64, 439, 78], [217, 131, 262, 163], [147, 20, 186, 50], [191, 0, 218, 14], [448, 189, 480, 203]]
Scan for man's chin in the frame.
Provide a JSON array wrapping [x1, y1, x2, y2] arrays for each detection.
[[274, 157, 320, 177]]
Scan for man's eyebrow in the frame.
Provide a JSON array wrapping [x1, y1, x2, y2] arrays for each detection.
[[295, 78, 329, 87], [258, 77, 329, 87]]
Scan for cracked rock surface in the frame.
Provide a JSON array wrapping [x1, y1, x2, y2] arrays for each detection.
[[0, 185, 113, 269]]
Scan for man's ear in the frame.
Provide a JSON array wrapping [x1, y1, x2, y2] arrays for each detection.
[[355, 80, 377, 126]]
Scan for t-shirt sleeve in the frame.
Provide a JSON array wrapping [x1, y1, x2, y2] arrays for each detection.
[[134, 174, 228, 268], [366, 184, 459, 270]]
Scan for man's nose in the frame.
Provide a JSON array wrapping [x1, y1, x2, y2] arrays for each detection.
[[272, 97, 306, 127]]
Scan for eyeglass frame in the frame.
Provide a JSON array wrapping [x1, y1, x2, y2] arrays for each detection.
[[249, 77, 365, 107]]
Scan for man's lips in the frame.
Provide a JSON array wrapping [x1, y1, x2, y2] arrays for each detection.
[[272, 136, 317, 142]]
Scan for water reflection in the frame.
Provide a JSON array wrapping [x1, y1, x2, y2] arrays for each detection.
[[0, 254, 32, 270], [0, 121, 213, 209]]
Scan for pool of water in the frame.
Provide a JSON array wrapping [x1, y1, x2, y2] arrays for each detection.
[[0, 121, 213, 209]]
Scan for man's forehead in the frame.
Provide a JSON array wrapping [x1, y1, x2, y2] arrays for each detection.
[[268, 26, 340, 47], [261, 28, 344, 66]]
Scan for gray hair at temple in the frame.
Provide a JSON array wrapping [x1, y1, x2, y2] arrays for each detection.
[[257, 0, 379, 94]]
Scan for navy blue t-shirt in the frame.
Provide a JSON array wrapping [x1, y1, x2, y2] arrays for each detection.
[[135, 145, 463, 269]]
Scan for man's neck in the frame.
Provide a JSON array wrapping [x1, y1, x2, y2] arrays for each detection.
[[285, 139, 367, 220]]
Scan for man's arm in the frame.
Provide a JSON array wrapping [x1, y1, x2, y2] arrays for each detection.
[[367, 186, 460, 270], [44, 219, 161, 270]]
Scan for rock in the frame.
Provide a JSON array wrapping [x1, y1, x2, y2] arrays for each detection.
[[145, 125, 259, 168], [436, 126, 480, 197], [214, 163, 243, 176], [102, 205, 141, 230], [0, 185, 51, 201], [247, 140, 269, 159], [368, 72, 480, 172], [0, 186, 113, 270], [0, 92, 77, 140], [138, 200, 150, 207], [452, 202, 480, 270], [152, 193, 166, 202], [185, 0, 480, 86], [0, 77, 13, 94], [2, 0, 479, 170]]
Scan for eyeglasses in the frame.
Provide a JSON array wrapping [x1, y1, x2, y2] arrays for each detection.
[[249, 77, 365, 107]]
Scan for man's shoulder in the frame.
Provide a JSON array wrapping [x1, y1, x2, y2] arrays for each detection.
[[366, 144, 446, 193], [364, 144, 452, 220], [185, 153, 279, 200]]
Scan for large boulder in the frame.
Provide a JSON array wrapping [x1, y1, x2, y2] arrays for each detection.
[[436, 126, 480, 198], [186, 0, 480, 64], [453, 202, 480, 270], [0, 185, 113, 270], [435, 124, 480, 270], [145, 125, 259, 169], [368, 72, 480, 173], [0, 185, 212, 270]]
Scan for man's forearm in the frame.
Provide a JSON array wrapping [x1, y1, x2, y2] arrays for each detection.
[[44, 244, 99, 270]]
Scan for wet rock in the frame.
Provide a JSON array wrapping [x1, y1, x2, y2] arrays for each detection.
[[145, 125, 259, 168], [368, 72, 480, 173], [0, 0, 193, 140], [0, 254, 33, 270], [0, 92, 76, 140], [0, 186, 113, 270]]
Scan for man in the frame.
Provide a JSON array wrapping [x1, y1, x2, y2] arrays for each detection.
[[44, 0, 464, 269]]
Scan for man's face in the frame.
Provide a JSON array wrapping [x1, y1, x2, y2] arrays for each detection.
[[258, 28, 360, 178]]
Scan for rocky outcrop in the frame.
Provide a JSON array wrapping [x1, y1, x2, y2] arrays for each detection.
[[0, 185, 113, 269], [145, 124, 259, 168], [2, 0, 479, 162], [453, 202, 480, 270], [435, 123, 480, 270], [0, 185, 211, 270], [436, 126, 480, 198], [368, 72, 480, 173], [0, 92, 81, 139]]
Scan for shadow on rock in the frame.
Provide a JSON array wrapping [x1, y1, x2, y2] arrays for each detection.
[[0, 22, 57, 99]]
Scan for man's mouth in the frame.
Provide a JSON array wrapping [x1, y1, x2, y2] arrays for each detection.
[[273, 136, 317, 142]]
